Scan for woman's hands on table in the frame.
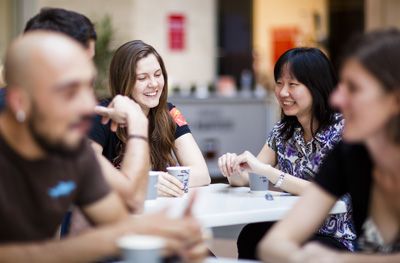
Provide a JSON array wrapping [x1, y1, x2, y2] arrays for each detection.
[[233, 151, 269, 175], [218, 151, 268, 177], [218, 152, 238, 177], [158, 172, 185, 197], [219, 151, 271, 187]]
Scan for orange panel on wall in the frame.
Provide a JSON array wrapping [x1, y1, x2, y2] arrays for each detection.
[[272, 28, 299, 65]]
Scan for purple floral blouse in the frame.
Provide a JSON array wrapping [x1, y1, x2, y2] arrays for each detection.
[[267, 114, 356, 251]]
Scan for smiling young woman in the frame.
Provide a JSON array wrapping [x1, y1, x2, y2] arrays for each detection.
[[218, 47, 356, 259], [259, 29, 400, 263], [89, 40, 210, 199]]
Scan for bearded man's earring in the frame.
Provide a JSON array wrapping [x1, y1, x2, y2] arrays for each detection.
[[16, 110, 26, 123]]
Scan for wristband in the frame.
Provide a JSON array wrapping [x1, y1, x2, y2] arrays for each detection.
[[274, 173, 285, 188], [127, 134, 149, 143]]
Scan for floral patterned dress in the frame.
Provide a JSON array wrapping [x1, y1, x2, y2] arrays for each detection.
[[267, 114, 356, 251]]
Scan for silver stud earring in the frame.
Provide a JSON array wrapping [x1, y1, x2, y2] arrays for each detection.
[[16, 110, 26, 123]]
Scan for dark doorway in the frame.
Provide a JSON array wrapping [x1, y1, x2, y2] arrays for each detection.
[[217, 0, 253, 89], [328, 0, 365, 72]]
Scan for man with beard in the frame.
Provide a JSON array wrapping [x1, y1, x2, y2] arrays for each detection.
[[0, 31, 207, 262], [1, 7, 148, 212]]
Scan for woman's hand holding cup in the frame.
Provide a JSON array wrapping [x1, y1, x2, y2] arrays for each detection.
[[158, 172, 185, 197]]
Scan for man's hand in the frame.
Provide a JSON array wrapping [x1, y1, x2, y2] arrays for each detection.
[[94, 95, 148, 135], [117, 192, 209, 261]]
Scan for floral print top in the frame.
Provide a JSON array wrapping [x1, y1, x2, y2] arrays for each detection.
[[357, 217, 400, 252], [267, 114, 356, 251]]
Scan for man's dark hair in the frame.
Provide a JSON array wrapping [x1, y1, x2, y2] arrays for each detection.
[[24, 7, 97, 48]]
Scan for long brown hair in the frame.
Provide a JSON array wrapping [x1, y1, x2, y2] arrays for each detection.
[[109, 40, 177, 170]]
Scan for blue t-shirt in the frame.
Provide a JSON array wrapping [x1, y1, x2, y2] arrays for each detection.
[[0, 88, 6, 112], [88, 99, 191, 166]]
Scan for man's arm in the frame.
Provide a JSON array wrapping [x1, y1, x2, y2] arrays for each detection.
[[0, 191, 208, 263], [93, 95, 150, 212], [0, 226, 125, 263], [0, 192, 130, 263], [257, 183, 337, 262], [83, 189, 209, 262]]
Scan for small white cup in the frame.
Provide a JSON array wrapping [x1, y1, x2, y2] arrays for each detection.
[[146, 171, 159, 200], [116, 234, 165, 263], [167, 166, 191, 193], [249, 173, 269, 193]]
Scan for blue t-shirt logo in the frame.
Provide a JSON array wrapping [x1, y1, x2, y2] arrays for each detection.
[[48, 181, 76, 199]]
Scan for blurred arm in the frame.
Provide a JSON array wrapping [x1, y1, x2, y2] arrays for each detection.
[[257, 183, 337, 262], [0, 192, 131, 263], [92, 95, 150, 212], [0, 190, 208, 263], [91, 139, 149, 212]]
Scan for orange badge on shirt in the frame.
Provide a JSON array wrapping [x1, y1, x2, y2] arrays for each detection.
[[170, 107, 188, 127]]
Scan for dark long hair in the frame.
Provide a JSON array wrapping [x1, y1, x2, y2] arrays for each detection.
[[341, 29, 400, 144], [109, 40, 176, 170], [274, 47, 338, 140]]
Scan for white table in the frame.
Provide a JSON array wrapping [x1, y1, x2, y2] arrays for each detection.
[[143, 184, 348, 258], [117, 257, 260, 263], [145, 183, 347, 228], [204, 258, 260, 263]]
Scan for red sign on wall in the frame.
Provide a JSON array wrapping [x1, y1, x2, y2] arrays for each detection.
[[168, 14, 185, 51], [272, 28, 299, 65]]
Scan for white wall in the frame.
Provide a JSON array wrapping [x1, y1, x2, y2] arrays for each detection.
[[253, 0, 328, 88], [37, 0, 136, 49], [365, 0, 400, 31], [0, 0, 11, 59], [132, 0, 216, 88], [0, 0, 11, 86], [37, 0, 216, 90]]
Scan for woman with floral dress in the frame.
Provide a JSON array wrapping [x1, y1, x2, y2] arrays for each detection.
[[259, 28, 400, 263], [218, 47, 356, 259]]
